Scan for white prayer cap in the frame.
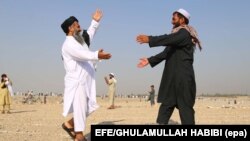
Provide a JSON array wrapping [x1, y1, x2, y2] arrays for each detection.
[[109, 73, 115, 77], [175, 8, 190, 20]]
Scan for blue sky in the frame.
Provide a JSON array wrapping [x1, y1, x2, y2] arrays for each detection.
[[0, 0, 250, 95]]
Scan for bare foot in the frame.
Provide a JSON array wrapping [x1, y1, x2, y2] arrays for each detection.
[[75, 132, 87, 141], [74, 138, 87, 141], [64, 121, 74, 129], [107, 105, 115, 109]]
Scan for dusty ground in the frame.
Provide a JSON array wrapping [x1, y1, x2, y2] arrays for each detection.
[[0, 96, 249, 141]]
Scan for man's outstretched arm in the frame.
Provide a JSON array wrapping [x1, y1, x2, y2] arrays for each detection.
[[87, 9, 103, 43]]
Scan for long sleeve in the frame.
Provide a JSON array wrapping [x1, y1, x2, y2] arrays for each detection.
[[149, 29, 190, 47], [63, 42, 99, 62], [87, 20, 100, 43], [148, 47, 169, 67]]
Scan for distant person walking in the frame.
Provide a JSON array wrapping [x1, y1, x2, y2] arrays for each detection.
[[44, 94, 47, 104], [0, 74, 12, 114], [136, 9, 201, 125], [104, 73, 117, 109], [148, 85, 155, 106]]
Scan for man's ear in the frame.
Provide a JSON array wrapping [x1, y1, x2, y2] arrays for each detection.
[[180, 17, 185, 24], [68, 27, 71, 33], [68, 25, 73, 33]]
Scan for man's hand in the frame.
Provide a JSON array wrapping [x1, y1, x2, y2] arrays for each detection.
[[98, 49, 111, 59], [136, 35, 149, 44], [104, 76, 109, 85], [92, 9, 103, 22], [137, 58, 149, 68]]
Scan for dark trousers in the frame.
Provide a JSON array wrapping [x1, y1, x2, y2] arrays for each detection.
[[156, 102, 195, 125]]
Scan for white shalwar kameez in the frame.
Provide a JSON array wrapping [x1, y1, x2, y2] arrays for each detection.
[[61, 20, 100, 132]]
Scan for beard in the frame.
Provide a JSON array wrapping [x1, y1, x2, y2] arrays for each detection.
[[73, 30, 84, 45], [172, 18, 181, 28], [173, 22, 181, 28]]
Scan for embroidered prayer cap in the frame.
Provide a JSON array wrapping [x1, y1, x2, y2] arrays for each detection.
[[61, 16, 78, 34], [109, 73, 115, 77], [175, 8, 190, 20]]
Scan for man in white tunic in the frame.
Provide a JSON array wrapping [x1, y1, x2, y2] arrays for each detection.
[[104, 73, 117, 109], [61, 9, 111, 141]]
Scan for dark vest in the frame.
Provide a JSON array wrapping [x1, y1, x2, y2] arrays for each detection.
[[82, 30, 90, 47]]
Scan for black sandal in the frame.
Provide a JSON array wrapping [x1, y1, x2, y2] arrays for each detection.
[[62, 123, 75, 138]]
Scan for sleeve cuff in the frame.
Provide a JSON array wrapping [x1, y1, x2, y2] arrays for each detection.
[[94, 50, 99, 60], [148, 36, 153, 47], [147, 57, 154, 68], [91, 20, 100, 28]]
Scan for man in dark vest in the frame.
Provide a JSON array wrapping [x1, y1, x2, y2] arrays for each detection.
[[136, 8, 201, 125]]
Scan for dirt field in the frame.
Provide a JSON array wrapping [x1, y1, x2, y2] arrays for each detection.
[[0, 96, 249, 141]]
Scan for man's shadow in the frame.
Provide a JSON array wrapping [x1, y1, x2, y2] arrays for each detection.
[[144, 119, 179, 125], [85, 119, 125, 140], [9, 110, 36, 114]]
